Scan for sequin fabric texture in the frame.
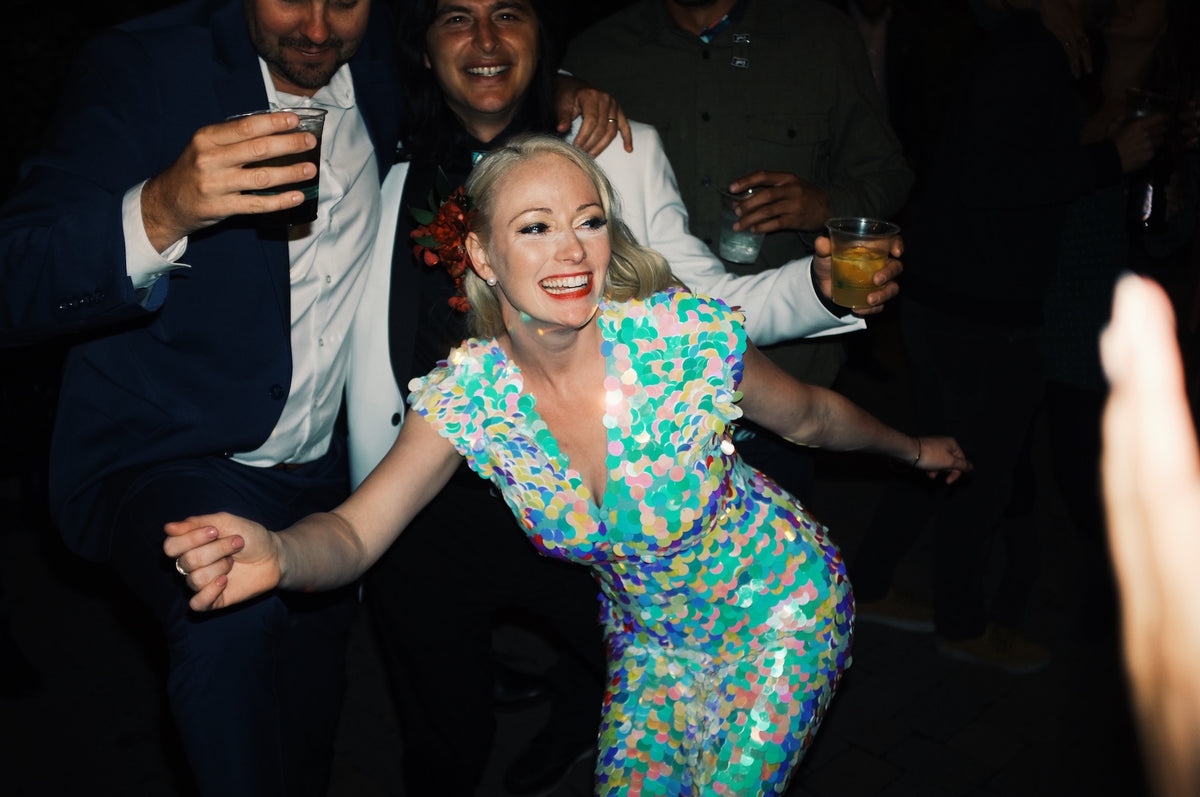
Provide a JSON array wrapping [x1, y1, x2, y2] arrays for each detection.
[[409, 291, 854, 795]]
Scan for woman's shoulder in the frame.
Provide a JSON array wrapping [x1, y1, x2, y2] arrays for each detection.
[[604, 290, 746, 360], [407, 337, 512, 407], [616, 289, 745, 329], [405, 337, 527, 478]]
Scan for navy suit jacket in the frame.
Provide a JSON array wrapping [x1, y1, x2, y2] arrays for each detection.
[[0, 0, 402, 559]]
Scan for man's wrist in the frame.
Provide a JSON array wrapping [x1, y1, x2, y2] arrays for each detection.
[[810, 260, 853, 318]]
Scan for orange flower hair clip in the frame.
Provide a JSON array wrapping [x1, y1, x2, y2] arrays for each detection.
[[410, 168, 475, 312]]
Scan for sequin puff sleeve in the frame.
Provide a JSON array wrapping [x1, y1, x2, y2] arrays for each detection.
[[406, 338, 520, 482]]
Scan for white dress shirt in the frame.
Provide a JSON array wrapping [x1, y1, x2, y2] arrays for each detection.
[[121, 59, 380, 467]]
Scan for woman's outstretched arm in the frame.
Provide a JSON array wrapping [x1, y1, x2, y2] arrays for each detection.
[[736, 341, 971, 482], [164, 412, 462, 611]]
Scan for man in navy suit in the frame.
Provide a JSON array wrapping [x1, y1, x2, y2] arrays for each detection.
[[0, 1, 402, 794]]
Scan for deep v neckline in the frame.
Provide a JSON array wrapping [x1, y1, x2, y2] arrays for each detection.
[[493, 334, 613, 513]]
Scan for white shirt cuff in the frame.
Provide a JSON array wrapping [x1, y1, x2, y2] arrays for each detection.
[[123, 180, 189, 292]]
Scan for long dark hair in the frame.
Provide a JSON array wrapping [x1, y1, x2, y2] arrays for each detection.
[[394, 0, 561, 164]]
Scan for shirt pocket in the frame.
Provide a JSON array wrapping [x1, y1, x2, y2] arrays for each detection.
[[743, 114, 831, 183]]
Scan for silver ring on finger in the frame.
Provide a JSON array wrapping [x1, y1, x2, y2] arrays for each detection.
[[175, 557, 189, 577]]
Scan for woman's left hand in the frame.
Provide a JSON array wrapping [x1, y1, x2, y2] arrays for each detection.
[[912, 435, 972, 484]]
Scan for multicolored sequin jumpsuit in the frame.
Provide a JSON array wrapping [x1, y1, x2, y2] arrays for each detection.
[[409, 291, 854, 795]]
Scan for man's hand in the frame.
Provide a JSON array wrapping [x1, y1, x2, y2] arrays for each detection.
[[141, 110, 318, 252], [1113, 112, 1170, 175], [812, 233, 903, 316], [728, 171, 830, 234], [984, 0, 1092, 76], [553, 74, 632, 156], [164, 512, 282, 612], [1039, 0, 1093, 77]]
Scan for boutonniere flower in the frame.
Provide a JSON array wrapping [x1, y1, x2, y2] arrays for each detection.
[[411, 168, 475, 313]]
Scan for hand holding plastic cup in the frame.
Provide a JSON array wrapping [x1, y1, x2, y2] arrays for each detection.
[[227, 107, 327, 226], [825, 217, 900, 309], [718, 188, 765, 264]]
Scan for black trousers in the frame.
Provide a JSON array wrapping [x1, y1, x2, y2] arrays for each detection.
[[851, 299, 1045, 639], [105, 440, 356, 797], [365, 468, 605, 795]]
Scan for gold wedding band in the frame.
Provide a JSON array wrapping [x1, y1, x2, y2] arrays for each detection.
[[175, 557, 189, 577], [607, 118, 616, 124]]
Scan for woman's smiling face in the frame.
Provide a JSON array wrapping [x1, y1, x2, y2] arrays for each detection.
[[467, 152, 611, 334]]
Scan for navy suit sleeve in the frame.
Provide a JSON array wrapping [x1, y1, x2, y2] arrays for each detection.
[[0, 28, 174, 346]]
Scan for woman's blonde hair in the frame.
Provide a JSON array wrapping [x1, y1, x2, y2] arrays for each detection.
[[462, 133, 685, 338]]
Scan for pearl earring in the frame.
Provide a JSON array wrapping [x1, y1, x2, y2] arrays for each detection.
[[486, 277, 497, 286]]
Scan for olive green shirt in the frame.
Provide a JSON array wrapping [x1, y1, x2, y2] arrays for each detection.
[[565, 0, 914, 385]]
